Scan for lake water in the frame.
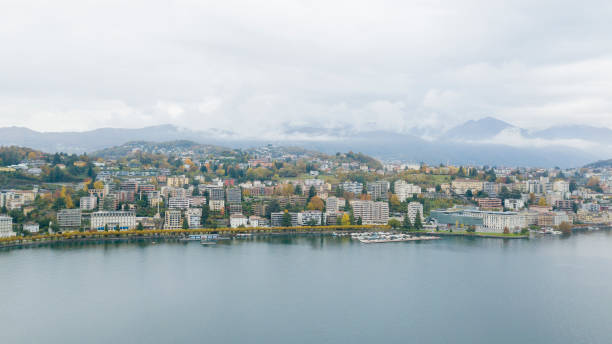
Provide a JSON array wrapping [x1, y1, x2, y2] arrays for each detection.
[[1, 232, 612, 344]]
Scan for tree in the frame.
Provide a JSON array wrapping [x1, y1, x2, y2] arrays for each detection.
[[201, 205, 209, 225], [182, 218, 189, 229], [340, 213, 350, 226], [137, 222, 144, 230], [402, 215, 412, 230], [559, 221, 572, 235], [538, 197, 547, 206], [282, 211, 292, 227], [503, 227, 510, 234], [466, 225, 476, 233], [307, 196, 325, 211], [308, 186, 316, 199], [414, 211, 423, 229], [388, 219, 401, 229], [465, 189, 473, 198], [294, 184, 303, 195]]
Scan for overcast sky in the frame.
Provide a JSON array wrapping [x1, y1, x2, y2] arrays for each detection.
[[1, 0, 612, 136]]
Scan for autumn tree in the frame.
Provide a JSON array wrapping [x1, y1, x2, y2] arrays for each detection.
[[307, 196, 324, 211]]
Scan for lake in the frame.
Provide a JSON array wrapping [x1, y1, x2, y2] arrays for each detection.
[[1, 231, 611, 343]]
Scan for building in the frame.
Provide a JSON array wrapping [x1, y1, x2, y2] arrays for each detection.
[[394, 180, 421, 202], [476, 198, 503, 210], [538, 212, 570, 227], [482, 182, 499, 198], [91, 211, 136, 231], [228, 202, 243, 214], [431, 207, 522, 233], [339, 181, 363, 195], [504, 199, 525, 211], [367, 181, 390, 201], [406, 202, 424, 224], [57, 209, 82, 229], [248, 216, 268, 227], [451, 179, 483, 195], [167, 175, 189, 188], [271, 212, 298, 227], [206, 186, 225, 201], [209, 200, 225, 212], [554, 200, 574, 212], [80, 196, 98, 211], [297, 210, 324, 226], [325, 196, 345, 215], [226, 187, 242, 204], [186, 208, 202, 228], [168, 197, 190, 209], [23, 222, 39, 233], [164, 210, 182, 229], [350, 200, 389, 225], [230, 214, 249, 228], [0, 216, 14, 238]]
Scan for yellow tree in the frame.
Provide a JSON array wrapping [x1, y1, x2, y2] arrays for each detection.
[[307, 196, 324, 211], [340, 213, 350, 226], [93, 181, 104, 189], [538, 197, 547, 206]]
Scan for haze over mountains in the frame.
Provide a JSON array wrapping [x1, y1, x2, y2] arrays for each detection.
[[1, 117, 610, 167]]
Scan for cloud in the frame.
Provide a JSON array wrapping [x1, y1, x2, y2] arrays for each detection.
[[0, 0, 611, 134]]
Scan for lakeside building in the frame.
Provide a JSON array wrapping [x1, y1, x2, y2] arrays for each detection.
[[431, 207, 522, 233], [406, 202, 424, 224], [23, 222, 39, 233], [57, 209, 82, 230], [80, 196, 98, 211], [350, 200, 389, 225], [164, 210, 182, 229], [0, 216, 15, 238], [91, 211, 136, 231], [186, 208, 202, 228], [297, 210, 324, 226], [325, 196, 345, 216], [270, 212, 298, 227], [230, 213, 248, 228], [394, 180, 421, 202]]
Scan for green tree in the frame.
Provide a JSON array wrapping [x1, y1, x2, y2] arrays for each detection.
[[388, 219, 401, 229], [465, 189, 473, 198], [403, 215, 412, 230], [182, 218, 189, 229], [414, 211, 423, 229], [282, 212, 292, 227], [137, 222, 144, 230]]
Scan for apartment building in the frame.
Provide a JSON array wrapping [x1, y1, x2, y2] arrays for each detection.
[[0, 216, 14, 238], [394, 180, 421, 202], [91, 211, 136, 231], [57, 209, 82, 229], [164, 210, 182, 229], [350, 200, 389, 225], [406, 202, 424, 224], [80, 196, 98, 211]]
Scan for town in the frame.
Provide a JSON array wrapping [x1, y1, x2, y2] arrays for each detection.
[[0, 141, 610, 240]]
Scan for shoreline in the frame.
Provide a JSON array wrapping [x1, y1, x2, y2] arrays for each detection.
[[0, 225, 537, 250]]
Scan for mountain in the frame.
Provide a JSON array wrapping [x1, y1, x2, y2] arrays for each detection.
[[444, 117, 516, 139], [0, 120, 606, 167], [530, 125, 612, 144], [584, 158, 612, 169]]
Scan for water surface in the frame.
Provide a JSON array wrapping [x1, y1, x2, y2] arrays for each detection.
[[1, 232, 611, 343]]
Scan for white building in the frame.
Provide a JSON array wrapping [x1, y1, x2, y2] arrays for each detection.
[[504, 199, 525, 211], [394, 180, 422, 202], [298, 210, 324, 226], [406, 202, 424, 224], [339, 181, 363, 194], [80, 196, 98, 211], [23, 222, 39, 233], [553, 180, 570, 193], [164, 210, 182, 229], [350, 200, 389, 225], [230, 214, 248, 228], [168, 197, 190, 209], [0, 216, 15, 237], [209, 200, 225, 212], [325, 196, 345, 215], [91, 211, 136, 231], [186, 208, 202, 228]]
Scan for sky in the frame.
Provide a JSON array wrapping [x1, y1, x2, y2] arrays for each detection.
[[1, 0, 612, 136]]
